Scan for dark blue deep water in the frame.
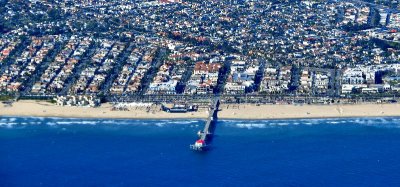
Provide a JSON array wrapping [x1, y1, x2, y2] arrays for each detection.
[[1, 117, 400, 186]]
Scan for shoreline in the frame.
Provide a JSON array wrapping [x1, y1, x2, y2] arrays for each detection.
[[1, 100, 400, 120], [2, 115, 400, 121]]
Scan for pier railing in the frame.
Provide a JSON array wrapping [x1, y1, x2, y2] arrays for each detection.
[[190, 97, 220, 151]]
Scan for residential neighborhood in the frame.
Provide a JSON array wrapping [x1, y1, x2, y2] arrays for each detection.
[[0, 0, 399, 104]]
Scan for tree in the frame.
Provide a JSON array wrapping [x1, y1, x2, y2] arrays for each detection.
[[47, 8, 62, 21]]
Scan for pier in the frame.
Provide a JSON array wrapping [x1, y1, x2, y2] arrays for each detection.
[[190, 97, 220, 151]]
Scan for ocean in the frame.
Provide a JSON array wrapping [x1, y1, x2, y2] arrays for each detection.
[[1, 116, 400, 186]]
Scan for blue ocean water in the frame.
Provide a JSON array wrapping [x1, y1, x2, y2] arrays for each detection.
[[1, 117, 400, 186]]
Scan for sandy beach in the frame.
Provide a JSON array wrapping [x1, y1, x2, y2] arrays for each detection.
[[0, 100, 208, 119], [1, 100, 400, 120], [219, 103, 400, 119]]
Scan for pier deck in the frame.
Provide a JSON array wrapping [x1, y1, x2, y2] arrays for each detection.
[[190, 97, 220, 151]]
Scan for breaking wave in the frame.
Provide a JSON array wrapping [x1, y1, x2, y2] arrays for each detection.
[[236, 123, 267, 129], [1, 116, 400, 129], [0, 122, 18, 128], [0, 116, 202, 128], [224, 117, 400, 129]]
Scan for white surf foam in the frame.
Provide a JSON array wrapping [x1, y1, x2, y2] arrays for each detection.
[[46, 122, 57, 126], [154, 123, 165, 127], [235, 123, 266, 129], [8, 118, 16, 122], [0, 122, 17, 128], [55, 121, 97, 125], [28, 122, 42, 125], [164, 120, 199, 125]]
